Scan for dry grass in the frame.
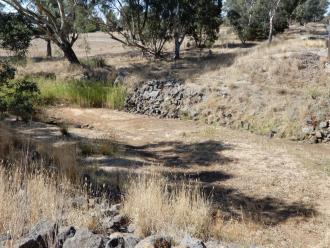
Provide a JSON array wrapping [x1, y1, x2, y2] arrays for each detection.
[[0, 164, 98, 241], [122, 174, 212, 242], [0, 126, 100, 242], [195, 31, 330, 138], [121, 173, 279, 247]]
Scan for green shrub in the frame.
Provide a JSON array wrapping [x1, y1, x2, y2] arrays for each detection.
[[0, 62, 40, 121], [0, 62, 16, 82], [1, 80, 40, 121]]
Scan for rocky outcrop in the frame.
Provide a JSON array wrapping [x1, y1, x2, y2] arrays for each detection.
[[0, 201, 258, 248], [302, 119, 330, 143], [125, 80, 205, 119]]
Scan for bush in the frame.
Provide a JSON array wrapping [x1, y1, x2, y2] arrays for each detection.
[[1, 79, 40, 121], [0, 62, 40, 121], [0, 62, 16, 82]]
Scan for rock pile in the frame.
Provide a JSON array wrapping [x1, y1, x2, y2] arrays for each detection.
[[125, 80, 205, 119], [302, 119, 330, 143], [0, 203, 244, 248]]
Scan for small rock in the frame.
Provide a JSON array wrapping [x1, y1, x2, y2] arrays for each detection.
[[106, 232, 140, 248], [179, 235, 206, 248], [135, 235, 172, 248], [319, 121, 329, 129], [110, 204, 122, 213], [0, 233, 11, 242], [114, 75, 124, 85], [82, 124, 90, 129], [62, 229, 105, 248], [0, 233, 11, 247], [18, 220, 57, 248], [309, 136, 318, 144], [268, 128, 278, 139], [126, 224, 135, 234], [325, 62, 330, 70], [302, 126, 314, 134], [102, 214, 129, 233], [315, 131, 323, 139], [55, 226, 76, 248], [304, 116, 313, 125]]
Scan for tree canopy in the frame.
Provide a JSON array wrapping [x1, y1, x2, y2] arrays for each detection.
[[0, 12, 33, 56], [1, 0, 327, 62], [95, 0, 222, 58], [225, 0, 328, 44], [0, 0, 92, 64], [293, 0, 329, 24]]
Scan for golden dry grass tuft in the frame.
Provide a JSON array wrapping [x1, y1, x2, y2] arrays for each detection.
[[0, 165, 98, 240], [0, 126, 100, 241], [122, 174, 212, 241]]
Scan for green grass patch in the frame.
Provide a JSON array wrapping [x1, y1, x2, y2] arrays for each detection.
[[33, 77, 126, 110]]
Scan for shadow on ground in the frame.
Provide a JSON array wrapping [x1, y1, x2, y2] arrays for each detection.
[[87, 165, 317, 226], [79, 138, 317, 226], [126, 140, 234, 167], [205, 185, 316, 225], [3, 121, 317, 228], [213, 42, 257, 49]]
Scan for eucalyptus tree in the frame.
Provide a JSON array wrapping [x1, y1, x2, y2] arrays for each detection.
[[227, 0, 303, 43], [95, 0, 222, 59], [191, 0, 222, 48], [96, 0, 175, 58], [268, 0, 282, 43], [0, 0, 92, 64], [172, 0, 222, 59], [293, 0, 329, 24], [0, 12, 33, 56]]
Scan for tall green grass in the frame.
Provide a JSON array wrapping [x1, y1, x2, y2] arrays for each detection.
[[34, 78, 126, 110]]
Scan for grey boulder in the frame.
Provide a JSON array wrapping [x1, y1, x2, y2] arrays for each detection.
[[18, 220, 57, 248], [62, 229, 105, 248], [106, 232, 140, 248]]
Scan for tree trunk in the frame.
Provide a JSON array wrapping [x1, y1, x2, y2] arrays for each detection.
[[174, 36, 181, 60], [268, 14, 274, 44], [61, 43, 80, 64], [328, 35, 330, 62], [46, 39, 52, 57]]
